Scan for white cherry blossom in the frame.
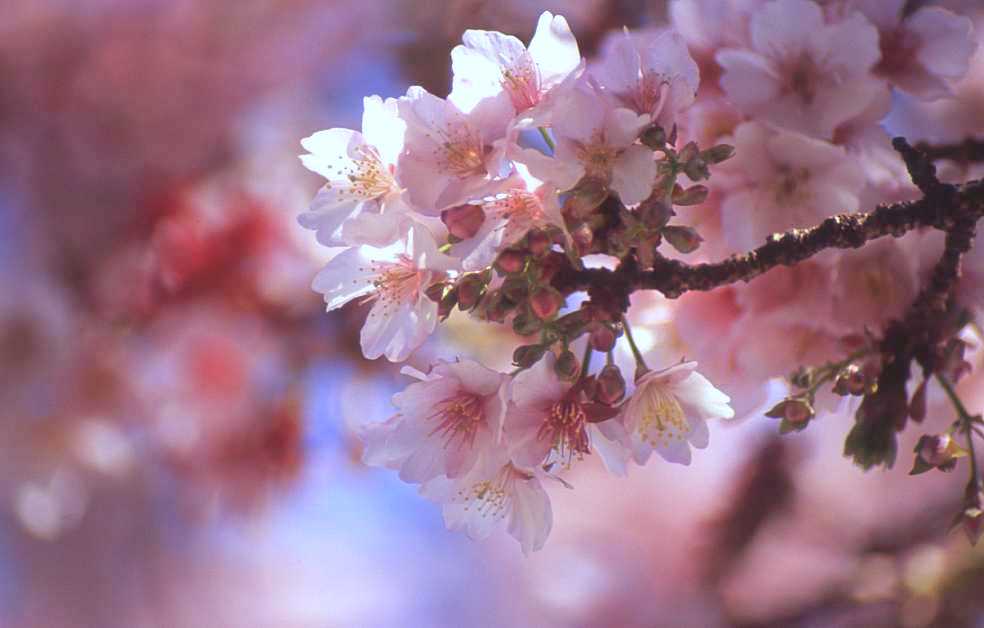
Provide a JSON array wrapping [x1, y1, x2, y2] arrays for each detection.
[[311, 223, 457, 362], [421, 448, 552, 555], [298, 95, 409, 247], [450, 11, 581, 121], [618, 361, 734, 466]]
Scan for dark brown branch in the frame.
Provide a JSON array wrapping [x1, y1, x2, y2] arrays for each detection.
[[916, 138, 984, 164], [555, 178, 984, 301]]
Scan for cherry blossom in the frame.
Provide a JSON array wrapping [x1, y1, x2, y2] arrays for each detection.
[[718, 121, 866, 251], [310, 223, 457, 362], [716, 0, 882, 139], [450, 11, 581, 119], [298, 95, 409, 246], [397, 86, 514, 212], [843, 0, 977, 100], [514, 79, 654, 205], [420, 448, 552, 555], [617, 361, 734, 466], [592, 28, 700, 131], [504, 353, 626, 473], [361, 359, 508, 483], [451, 169, 568, 271]]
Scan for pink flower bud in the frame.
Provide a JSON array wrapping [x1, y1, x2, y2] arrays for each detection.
[[495, 249, 527, 275], [589, 325, 617, 352], [530, 286, 562, 320], [441, 203, 485, 240], [527, 229, 551, 257], [595, 364, 625, 405], [455, 274, 486, 311]]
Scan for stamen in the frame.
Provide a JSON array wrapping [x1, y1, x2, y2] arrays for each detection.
[[638, 387, 688, 448], [427, 392, 484, 450], [539, 398, 590, 468]]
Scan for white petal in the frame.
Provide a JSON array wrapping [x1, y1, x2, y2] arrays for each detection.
[[311, 247, 377, 310], [528, 12, 580, 85], [508, 475, 553, 554], [612, 145, 657, 206]]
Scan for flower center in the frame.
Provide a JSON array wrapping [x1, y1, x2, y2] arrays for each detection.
[[457, 464, 529, 518], [772, 166, 811, 205], [785, 54, 818, 106], [325, 145, 397, 200], [361, 257, 424, 313], [501, 55, 542, 111], [638, 387, 688, 448], [628, 71, 671, 117], [438, 125, 488, 177], [428, 392, 485, 449], [576, 138, 618, 182], [540, 398, 590, 468]]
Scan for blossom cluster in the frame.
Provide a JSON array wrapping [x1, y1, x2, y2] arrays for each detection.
[[299, 3, 981, 552]]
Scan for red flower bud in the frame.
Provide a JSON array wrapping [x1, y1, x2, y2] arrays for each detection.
[[495, 249, 527, 275], [589, 325, 617, 352], [595, 364, 625, 405], [527, 229, 551, 256], [530, 286, 563, 320]]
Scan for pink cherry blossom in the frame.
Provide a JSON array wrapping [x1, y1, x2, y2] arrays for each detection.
[[841, 0, 977, 100], [397, 86, 514, 213], [420, 448, 552, 555], [360, 359, 508, 483], [310, 223, 457, 362], [298, 95, 409, 246], [450, 11, 581, 118], [592, 28, 700, 131], [617, 361, 734, 466], [451, 168, 568, 271], [716, 0, 883, 139], [504, 353, 627, 473], [514, 79, 654, 205], [718, 121, 866, 251]]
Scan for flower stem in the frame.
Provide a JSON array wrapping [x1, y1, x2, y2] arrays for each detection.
[[538, 127, 556, 153], [937, 373, 982, 490], [621, 318, 648, 372], [579, 341, 593, 381]]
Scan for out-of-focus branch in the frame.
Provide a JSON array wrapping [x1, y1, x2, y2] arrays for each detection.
[[917, 138, 984, 164]]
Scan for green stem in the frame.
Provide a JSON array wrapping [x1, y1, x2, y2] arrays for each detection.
[[621, 318, 648, 372], [579, 341, 593, 381], [937, 373, 982, 490], [538, 127, 556, 153]]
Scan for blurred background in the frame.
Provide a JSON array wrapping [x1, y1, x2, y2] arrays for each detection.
[[2, 1, 984, 626]]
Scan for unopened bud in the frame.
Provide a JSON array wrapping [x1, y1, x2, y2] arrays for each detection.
[[530, 286, 563, 320], [833, 364, 869, 396], [678, 141, 699, 163], [589, 325, 617, 352], [766, 397, 814, 424], [513, 344, 547, 368], [537, 252, 566, 282], [424, 282, 448, 303], [456, 274, 486, 311], [554, 350, 580, 381], [683, 157, 710, 182], [595, 364, 626, 405], [438, 291, 457, 319], [441, 203, 485, 240], [640, 124, 667, 150], [662, 225, 703, 254], [495, 249, 526, 275], [700, 143, 735, 164], [954, 485, 984, 545], [565, 179, 609, 217], [911, 434, 962, 474], [476, 290, 513, 323], [672, 184, 709, 206], [527, 229, 551, 256]]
